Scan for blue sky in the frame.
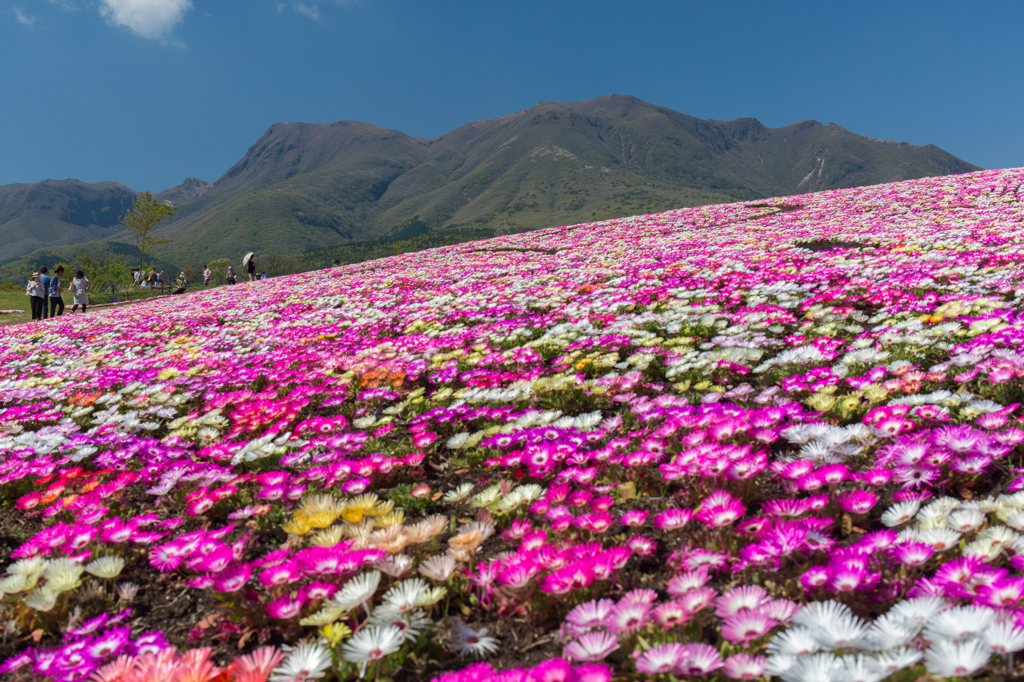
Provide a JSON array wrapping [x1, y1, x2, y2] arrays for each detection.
[[3, 0, 1023, 192]]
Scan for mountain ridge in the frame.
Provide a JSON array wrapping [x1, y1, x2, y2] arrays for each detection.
[[0, 95, 981, 269]]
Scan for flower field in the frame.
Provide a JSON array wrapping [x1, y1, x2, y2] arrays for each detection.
[[3, 168, 1024, 681]]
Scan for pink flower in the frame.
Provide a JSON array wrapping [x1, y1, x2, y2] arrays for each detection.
[[892, 541, 934, 567], [564, 599, 616, 634], [574, 512, 614, 533], [714, 585, 769, 618], [667, 567, 710, 596], [564, 631, 619, 662], [620, 509, 648, 527], [675, 643, 723, 675], [571, 663, 613, 682], [652, 507, 692, 530], [651, 600, 691, 629], [636, 643, 688, 675], [214, 564, 252, 593], [837, 490, 878, 514], [695, 490, 746, 528], [799, 566, 830, 590], [259, 561, 300, 588], [723, 653, 768, 679], [265, 593, 305, 619], [721, 610, 776, 645]]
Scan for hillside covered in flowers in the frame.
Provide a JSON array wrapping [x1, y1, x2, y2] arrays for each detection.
[[2, 168, 1024, 681]]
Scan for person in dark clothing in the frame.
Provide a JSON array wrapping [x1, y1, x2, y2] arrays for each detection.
[[38, 267, 50, 320], [48, 266, 65, 317], [247, 256, 257, 282]]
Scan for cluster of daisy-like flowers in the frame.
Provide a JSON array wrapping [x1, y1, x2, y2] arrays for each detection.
[[1, 168, 1024, 680]]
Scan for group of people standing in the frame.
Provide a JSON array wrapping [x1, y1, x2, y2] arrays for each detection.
[[25, 254, 268, 323], [26, 266, 90, 321]]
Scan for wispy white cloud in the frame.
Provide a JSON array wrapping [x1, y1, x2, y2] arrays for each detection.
[[98, 0, 192, 40], [292, 2, 319, 20], [278, 1, 322, 20], [12, 7, 37, 26], [48, 0, 83, 10], [276, 0, 359, 20]]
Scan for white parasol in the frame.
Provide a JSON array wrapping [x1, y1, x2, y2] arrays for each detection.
[[242, 252, 254, 268]]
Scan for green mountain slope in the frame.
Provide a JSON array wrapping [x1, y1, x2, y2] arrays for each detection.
[[146, 95, 979, 263], [0, 180, 137, 260]]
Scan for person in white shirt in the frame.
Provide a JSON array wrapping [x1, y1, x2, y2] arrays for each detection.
[[70, 270, 91, 314], [26, 272, 45, 320], [203, 266, 212, 286]]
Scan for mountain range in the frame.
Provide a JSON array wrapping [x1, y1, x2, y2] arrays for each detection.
[[0, 94, 981, 279]]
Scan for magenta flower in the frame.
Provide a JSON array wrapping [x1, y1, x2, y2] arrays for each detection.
[[837, 490, 879, 514], [695, 490, 746, 528], [652, 507, 692, 530], [265, 593, 305, 619]]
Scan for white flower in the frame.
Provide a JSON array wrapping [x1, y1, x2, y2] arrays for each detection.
[[84, 557, 126, 579], [446, 432, 470, 449], [376, 578, 428, 619], [767, 627, 822, 657], [924, 605, 996, 643], [329, 571, 382, 613], [451, 619, 500, 658], [880, 501, 921, 527], [443, 483, 474, 503], [778, 652, 839, 682], [793, 600, 853, 631], [419, 555, 458, 582], [924, 640, 991, 677], [341, 625, 404, 667], [982, 621, 1024, 654], [834, 654, 884, 682], [874, 646, 923, 673], [270, 642, 333, 681], [947, 508, 986, 532]]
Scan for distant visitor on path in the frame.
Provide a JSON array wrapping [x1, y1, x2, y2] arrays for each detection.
[[26, 272, 45, 321], [333, 260, 341, 268], [48, 265, 65, 317], [70, 270, 90, 314], [38, 268, 50, 319], [247, 255, 258, 282], [203, 265, 211, 286], [226, 266, 237, 285], [260, 272, 268, 280]]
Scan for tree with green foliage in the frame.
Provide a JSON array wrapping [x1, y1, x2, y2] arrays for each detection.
[[121, 192, 176, 273]]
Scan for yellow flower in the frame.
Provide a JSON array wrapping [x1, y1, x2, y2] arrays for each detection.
[[320, 622, 352, 646], [864, 385, 889, 403], [374, 511, 404, 529], [300, 510, 339, 530], [366, 500, 395, 518], [310, 526, 347, 547], [283, 517, 312, 535], [341, 493, 378, 523], [804, 393, 837, 412]]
